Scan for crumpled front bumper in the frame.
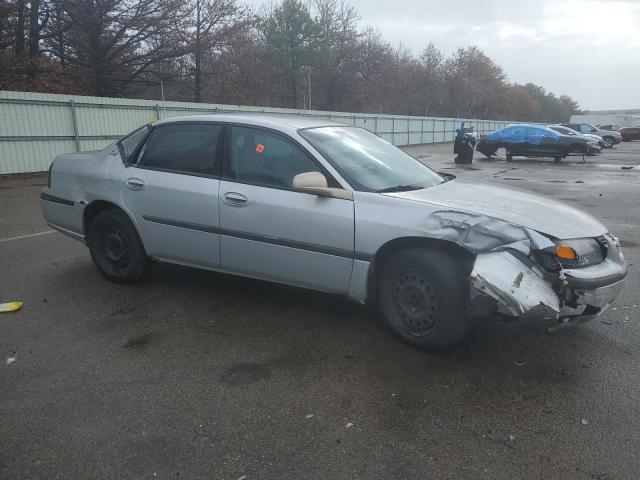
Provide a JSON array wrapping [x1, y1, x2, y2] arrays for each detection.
[[470, 235, 627, 326]]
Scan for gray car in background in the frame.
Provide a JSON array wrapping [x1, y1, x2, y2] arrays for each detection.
[[562, 123, 622, 148], [548, 125, 602, 155], [40, 114, 627, 349]]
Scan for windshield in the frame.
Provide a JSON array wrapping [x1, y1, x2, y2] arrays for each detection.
[[299, 126, 444, 192], [552, 126, 575, 135]]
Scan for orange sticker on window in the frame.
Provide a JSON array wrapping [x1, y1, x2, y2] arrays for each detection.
[[256, 144, 265, 154]]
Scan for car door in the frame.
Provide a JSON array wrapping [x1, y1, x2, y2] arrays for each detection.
[[218, 125, 355, 293], [121, 122, 223, 268]]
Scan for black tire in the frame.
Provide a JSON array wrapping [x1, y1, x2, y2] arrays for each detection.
[[378, 248, 471, 350], [506, 151, 513, 162], [554, 156, 562, 163], [88, 209, 149, 283], [602, 136, 614, 148]]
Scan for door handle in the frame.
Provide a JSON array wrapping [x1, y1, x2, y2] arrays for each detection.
[[223, 192, 248, 206], [126, 177, 145, 190]]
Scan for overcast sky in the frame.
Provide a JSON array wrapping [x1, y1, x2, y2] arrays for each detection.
[[247, 0, 640, 111]]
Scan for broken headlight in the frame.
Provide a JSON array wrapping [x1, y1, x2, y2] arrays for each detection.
[[534, 237, 606, 271], [554, 237, 606, 268]]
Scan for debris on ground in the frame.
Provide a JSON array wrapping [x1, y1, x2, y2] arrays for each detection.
[[513, 361, 526, 366], [502, 440, 516, 450], [237, 476, 247, 480], [345, 422, 354, 429], [600, 320, 613, 325], [305, 414, 314, 419], [581, 418, 589, 425], [434, 416, 445, 427], [6, 356, 16, 365], [0, 301, 23, 313]]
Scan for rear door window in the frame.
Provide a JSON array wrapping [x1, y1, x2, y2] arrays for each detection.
[[138, 123, 222, 176]]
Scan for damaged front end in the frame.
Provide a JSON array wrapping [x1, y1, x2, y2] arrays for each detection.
[[425, 211, 627, 328]]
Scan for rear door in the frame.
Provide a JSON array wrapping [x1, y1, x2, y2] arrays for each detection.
[[121, 122, 223, 268], [218, 125, 355, 293]]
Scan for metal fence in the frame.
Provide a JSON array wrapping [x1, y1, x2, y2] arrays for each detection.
[[0, 90, 513, 175]]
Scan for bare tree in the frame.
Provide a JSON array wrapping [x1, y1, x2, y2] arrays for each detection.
[[313, 0, 359, 110], [173, 0, 250, 102], [63, 0, 182, 96]]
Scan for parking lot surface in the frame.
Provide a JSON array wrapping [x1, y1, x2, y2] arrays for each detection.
[[1, 143, 639, 480]]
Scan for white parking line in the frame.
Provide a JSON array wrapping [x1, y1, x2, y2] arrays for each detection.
[[0, 230, 56, 243]]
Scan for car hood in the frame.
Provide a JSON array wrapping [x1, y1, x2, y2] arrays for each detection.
[[385, 180, 607, 239], [583, 134, 602, 141]]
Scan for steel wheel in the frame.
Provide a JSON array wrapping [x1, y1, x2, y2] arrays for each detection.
[[88, 209, 149, 284], [392, 271, 439, 336], [102, 227, 131, 273]]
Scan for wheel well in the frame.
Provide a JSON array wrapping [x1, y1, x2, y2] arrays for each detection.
[[365, 237, 476, 304], [83, 200, 121, 236]]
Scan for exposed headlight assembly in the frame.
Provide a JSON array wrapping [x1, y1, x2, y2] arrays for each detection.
[[534, 237, 606, 271], [554, 237, 606, 268]]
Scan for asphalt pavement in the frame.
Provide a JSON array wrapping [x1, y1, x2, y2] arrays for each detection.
[[1, 142, 639, 480]]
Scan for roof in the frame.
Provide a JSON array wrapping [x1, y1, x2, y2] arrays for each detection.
[[155, 113, 345, 130]]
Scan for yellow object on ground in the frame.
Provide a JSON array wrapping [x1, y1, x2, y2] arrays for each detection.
[[0, 302, 23, 313]]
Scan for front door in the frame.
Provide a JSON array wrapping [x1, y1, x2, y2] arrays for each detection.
[[218, 125, 355, 293], [121, 122, 223, 268]]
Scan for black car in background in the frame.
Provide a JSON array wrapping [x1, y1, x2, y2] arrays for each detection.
[[476, 124, 590, 163]]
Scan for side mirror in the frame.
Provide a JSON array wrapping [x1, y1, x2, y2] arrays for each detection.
[[438, 172, 456, 181], [292, 171, 353, 200]]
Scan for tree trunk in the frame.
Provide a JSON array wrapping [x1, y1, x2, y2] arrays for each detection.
[[15, 0, 26, 56], [28, 0, 41, 58], [194, 0, 202, 102], [290, 71, 298, 108]]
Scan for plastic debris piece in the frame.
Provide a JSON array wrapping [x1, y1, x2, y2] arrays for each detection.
[[6, 356, 16, 365], [581, 418, 588, 425], [508, 435, 515, 441], [345, 422, 354, 429], [237, 476, 247, 480], [513, 361, 526, 366], [305, 414, 314, 419], [0, 301, 23, 313]]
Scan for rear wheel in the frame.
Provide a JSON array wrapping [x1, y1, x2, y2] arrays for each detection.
[[554, 156, 562, 163], [378, 248, 471, 350], [88, 209, 149, 283]]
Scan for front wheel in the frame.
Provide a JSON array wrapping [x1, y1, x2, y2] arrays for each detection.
[[602, 136, 614, 148], [378, 248, 471, 350], [88, 209, 149, 283]]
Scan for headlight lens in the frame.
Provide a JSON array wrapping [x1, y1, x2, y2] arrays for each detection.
[[554, 238, 605, 268]]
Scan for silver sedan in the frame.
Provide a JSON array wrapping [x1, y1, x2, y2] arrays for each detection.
[[40, 114, 627, 349]]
